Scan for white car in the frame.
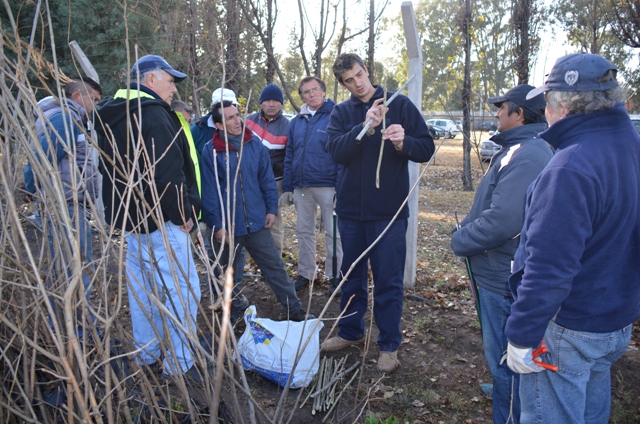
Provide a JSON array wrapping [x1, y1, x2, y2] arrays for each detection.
[[629, 114, 640, 134], [426, 119, 461, 139]]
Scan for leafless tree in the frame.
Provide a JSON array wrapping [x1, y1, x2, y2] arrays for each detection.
[[295, 0, 338, 78], [609, 0, 640, 48]]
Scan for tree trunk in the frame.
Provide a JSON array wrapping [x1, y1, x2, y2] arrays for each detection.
[[512, 0, 532, 85], [225, 0, 241, 94], [366, 0, 375, 81], [462, 0, 473, 191]]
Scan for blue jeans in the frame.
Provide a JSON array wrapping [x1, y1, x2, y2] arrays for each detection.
[[478, 286, 520, 423], [46, 204, 94, 322], [125, 222, 201, 374], [337, 217, 407, 352], [519, 320, 632, 424], [210, 227, 302, 314]]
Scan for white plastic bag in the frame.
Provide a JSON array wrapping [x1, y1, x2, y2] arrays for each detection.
[[235, 305, 323, 388]]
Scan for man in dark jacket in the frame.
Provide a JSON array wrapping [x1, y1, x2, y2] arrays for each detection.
[[451, 84, 552, 423], [505, 53, 640, 424], [280, 76, 343, 291], [245, 84, 289, 255], [200, 101, 313, 323], [322, 53, 434, 373], [96, 55, 201, 379]]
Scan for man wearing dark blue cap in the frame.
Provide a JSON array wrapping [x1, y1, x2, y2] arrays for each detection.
[[504, 53, 640, 423], [96, 54, 203, 381], [451, 84, 553, 423], [246, 84, 289, 256]]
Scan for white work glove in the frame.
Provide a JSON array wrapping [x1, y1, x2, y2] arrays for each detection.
[[278, 192, 294, 207], [503, 342, 545, 374]]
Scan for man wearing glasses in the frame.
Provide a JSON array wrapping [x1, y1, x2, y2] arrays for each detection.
[[280, 76, 343, 291]]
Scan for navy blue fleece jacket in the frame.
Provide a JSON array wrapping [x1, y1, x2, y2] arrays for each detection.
[[505, 103, 640, 347], [326, 85, 434, 221]]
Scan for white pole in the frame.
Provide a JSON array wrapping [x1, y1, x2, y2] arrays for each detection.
[[401, 2, 422, 289]]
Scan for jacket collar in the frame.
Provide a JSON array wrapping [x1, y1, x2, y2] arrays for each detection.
[[260, 109, 283, 122], [212, 126, 254, 152], [540, 103, 629, 149], [349, 85, 384, 106], [299, 98, 335, 116], [491, 122, 548, 147]]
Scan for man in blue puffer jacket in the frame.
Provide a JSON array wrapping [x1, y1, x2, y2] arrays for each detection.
[[280, 76, 343, 291], [200, 101, 313, 323], [505, 53, 640, 424]]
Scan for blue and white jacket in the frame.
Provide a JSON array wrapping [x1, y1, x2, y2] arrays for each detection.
[[24, 96, 99, 204], [451, 122, 553, 296]]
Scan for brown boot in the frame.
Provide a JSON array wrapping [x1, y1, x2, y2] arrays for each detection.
[[377, 350, 400, 373], [320, 336, 364, 352]]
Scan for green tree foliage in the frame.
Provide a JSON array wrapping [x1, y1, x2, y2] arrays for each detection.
[[2, 0, 180, 97]]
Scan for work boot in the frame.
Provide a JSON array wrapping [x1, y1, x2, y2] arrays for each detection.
[[377, 351, 400, 373], [320, 336, 364, 352], [295, 275, 310, 291], [289, 309, 315, 321], [229, 294, 250, 324]]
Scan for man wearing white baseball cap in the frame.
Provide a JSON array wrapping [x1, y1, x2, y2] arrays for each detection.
[[191, 87, 240, 154], [504, 52, 640, 423]]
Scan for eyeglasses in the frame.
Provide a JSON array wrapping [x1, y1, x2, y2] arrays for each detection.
[[302, 86, 322, 97]]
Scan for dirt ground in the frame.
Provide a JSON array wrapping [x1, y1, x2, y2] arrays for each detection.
[[224, 138, 640, 423]]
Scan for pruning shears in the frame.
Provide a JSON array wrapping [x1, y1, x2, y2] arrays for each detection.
[[531, 339, 559, 372]]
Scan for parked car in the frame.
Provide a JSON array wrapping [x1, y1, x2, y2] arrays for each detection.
[[480, 139, 500, 162], [474, 120, 498, 132], [426, 122, 448, 140], [629, 114, 640, 134], [426, 119, 461, 139]]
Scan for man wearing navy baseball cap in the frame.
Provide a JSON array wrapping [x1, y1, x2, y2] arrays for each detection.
[[451, 84, 553, 424], [505, 53, 640, 423], [96, 55, 203, 383]]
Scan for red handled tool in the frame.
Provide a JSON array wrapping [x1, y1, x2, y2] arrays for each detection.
[[531, 340, 559, 372]]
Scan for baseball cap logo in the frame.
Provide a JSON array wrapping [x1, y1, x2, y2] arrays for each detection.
[[565, 70, 579, 86]]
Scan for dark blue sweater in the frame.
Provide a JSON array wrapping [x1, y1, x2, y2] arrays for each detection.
[[326, 86, 434, 221], [506, 103, 640, 347]]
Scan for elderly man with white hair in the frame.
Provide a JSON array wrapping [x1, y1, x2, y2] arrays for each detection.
[[96, 55, 202, 381]]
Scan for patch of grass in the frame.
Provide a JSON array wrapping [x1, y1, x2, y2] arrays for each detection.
[[610, 371, 638, 423], [363, 412, 401, 424], [413, 315, 432, 333]]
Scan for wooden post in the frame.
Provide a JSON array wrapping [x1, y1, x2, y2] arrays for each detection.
[[69, 41, 104, 224], [401, 2, 422, 289]]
